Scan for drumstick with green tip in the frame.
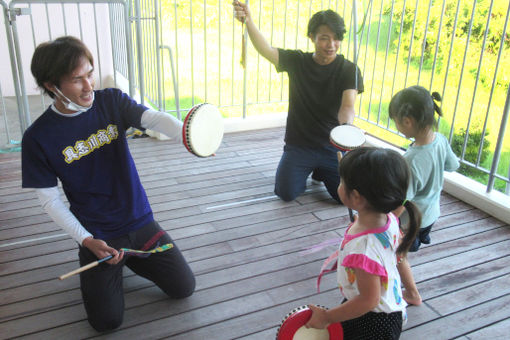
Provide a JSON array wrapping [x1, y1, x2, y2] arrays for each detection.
[[58, 255, 113, 280]]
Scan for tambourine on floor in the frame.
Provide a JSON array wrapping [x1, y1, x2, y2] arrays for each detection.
[[276, 305, 343, 340], [182, 103, 224, 157], [329, 124, 366, 151]]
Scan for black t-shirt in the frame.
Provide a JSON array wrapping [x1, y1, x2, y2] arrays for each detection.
[[276, 49, 364, 147]]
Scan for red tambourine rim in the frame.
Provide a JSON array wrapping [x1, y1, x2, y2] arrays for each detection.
[[329, 125, 365, 152], [329, 139, 353, 151], [182, 103, 204, 154], [276, 308, 343, 340]]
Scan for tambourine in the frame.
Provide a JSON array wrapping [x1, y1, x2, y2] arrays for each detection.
[[329, 124, 366, 151], [276, 305, 343, 340], [182, 103, 224, 157]]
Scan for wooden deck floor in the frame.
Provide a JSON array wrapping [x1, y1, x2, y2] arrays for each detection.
[[1, 127, 510, 339]]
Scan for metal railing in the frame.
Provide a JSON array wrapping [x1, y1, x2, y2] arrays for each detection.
[[1, 0, 509, 195]]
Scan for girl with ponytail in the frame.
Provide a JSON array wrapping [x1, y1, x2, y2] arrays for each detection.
[[389, 85, 460, 305], [306, 147, 421, 339]]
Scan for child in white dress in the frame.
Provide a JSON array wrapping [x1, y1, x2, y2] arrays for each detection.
[[306, 147, 421, 339]]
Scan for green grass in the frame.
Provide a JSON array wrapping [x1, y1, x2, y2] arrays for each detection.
[[153, 0, 509, 193]]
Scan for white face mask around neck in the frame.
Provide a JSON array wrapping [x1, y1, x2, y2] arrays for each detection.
[[53, 87, 94, 113]]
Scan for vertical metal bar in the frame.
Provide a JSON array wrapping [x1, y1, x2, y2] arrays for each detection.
[[256, 0, 262, 103], [108, 3, 117, 87], [306, 0, 311, 52], [124, 0, 135, 98], [390, 0, 406, 100], [370, 0, 384, 123], [154, 0, 162, 109], [134, 0, 146, 105], [280, 0, 287, 101], [203, 0, 207, 102], [45, 3, 51, 38], [3, 2, 27, 135], [28, 3, 46, 109], [429, 0, 446, 91], [77, 3, 83, 40], [61, 3, 67, 35], [487, 83, 510, 193], [478, 0, 509, 167], [93, 3, 103, 89], [417, 0, 433, 85], [268, 0, 274, 102], [218, 0, 221, 107], [173, 1, 179, 113], [359, 0, 373, 119], [443, 0, 461, 142], [352, 0, 357, 90], [403, 0, 419, 88], [451, 0, 477, 153], [161, 46, 180, 119], [230, 0, 234, 106], [295, 0, 299, 49], [0, 83, 11, 144], [464, 0, 494, 166], [242, 0, 249, 119], [343, 0, 349, 58], [8, 6, 31, 132], [382, 0, 395, 128]]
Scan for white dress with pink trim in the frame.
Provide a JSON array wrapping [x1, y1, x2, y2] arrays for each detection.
[[337, 213, 407, 317]]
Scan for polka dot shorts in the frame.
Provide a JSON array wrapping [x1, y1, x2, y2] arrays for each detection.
[[341, 310, 403, 339]]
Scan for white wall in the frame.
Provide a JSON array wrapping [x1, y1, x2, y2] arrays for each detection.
[[1, 1, 116, 96]]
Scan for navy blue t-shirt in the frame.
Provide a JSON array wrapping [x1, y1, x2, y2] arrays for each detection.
[[276, 49, 364, 147], [21, 88, 154, 240]]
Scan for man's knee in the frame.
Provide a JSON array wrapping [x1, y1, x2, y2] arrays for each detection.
[[274, 187, 300, 202], [160, 270, 196, 299], [88, 313, 123, 332]]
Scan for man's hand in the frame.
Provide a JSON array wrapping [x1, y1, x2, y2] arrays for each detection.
[[82, 237, 124, 264], [232, 1, 251, 24]]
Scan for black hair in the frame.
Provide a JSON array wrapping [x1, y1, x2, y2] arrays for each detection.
[[31, 36, 94, 98], [339, 147, 421, 255], [307, 9, 346, 41], [388, 85, 443, 131]]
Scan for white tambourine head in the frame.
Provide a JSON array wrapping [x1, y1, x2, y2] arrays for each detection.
[[292, 326, 330, 340], [188, 104, 224, 157], [330, 125, 365, 150]]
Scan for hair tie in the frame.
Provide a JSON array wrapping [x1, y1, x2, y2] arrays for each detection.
[[402, 199, 407, 206]]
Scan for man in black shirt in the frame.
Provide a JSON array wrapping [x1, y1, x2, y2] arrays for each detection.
[[233, 1, 364, 203]]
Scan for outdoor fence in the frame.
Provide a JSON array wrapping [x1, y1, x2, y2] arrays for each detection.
[[1, 0, 509, 194]]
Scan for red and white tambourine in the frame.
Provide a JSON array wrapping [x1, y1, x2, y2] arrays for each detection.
[[276, 305, 343, 340], [182, 103, 224, 157], [329, 124, 366, 151]]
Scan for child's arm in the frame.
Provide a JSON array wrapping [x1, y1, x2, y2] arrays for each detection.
[[306, 269, 380, 329], [445, 145, 460, 172]]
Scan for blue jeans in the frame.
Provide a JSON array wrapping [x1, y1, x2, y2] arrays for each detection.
[[274, 144, 342, 203]]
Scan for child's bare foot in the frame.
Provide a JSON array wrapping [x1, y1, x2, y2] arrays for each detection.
[[403, 289, 422, 306]]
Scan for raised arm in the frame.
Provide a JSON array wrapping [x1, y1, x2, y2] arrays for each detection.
[[233, 1, 279, 66]]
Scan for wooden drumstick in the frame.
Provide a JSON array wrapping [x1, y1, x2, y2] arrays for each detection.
[[58, 255, 113, 280]]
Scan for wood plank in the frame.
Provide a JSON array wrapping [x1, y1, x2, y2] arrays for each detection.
[[464, 318, 510, 338], [1, 127, 509, 339], [401, 294, 510, 339]]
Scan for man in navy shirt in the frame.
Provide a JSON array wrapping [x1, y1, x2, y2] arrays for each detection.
[[233, 1, 364, 203], [22, 36, 195, 332]]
